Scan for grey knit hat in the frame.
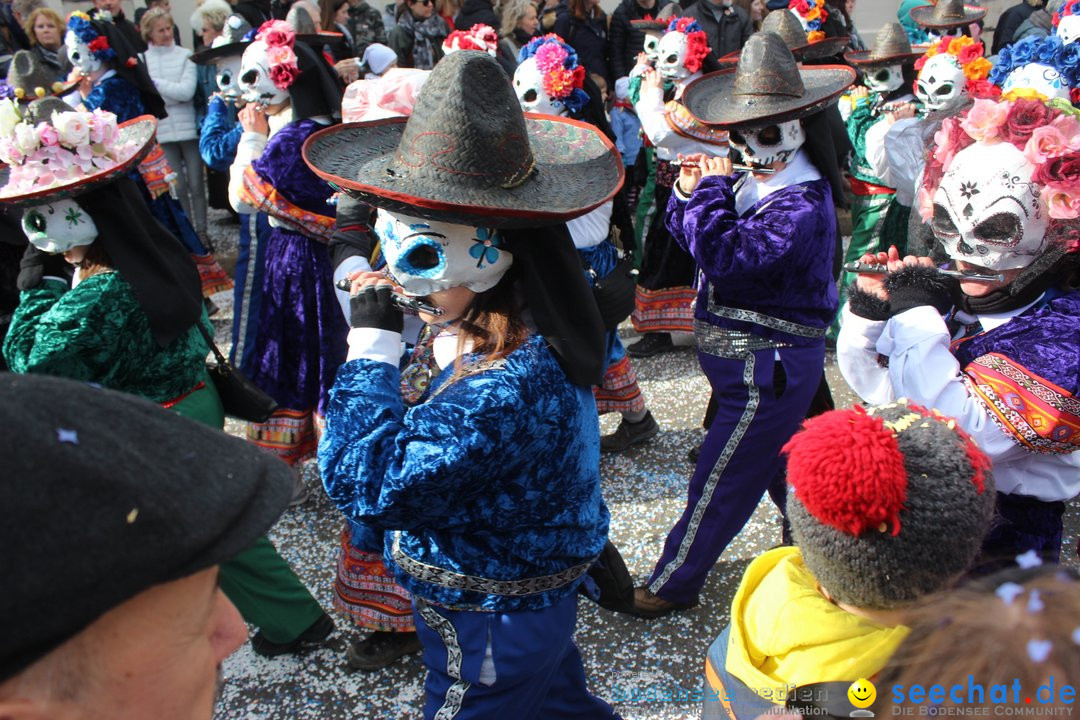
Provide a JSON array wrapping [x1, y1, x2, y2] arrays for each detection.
[[783, 401, 996, 610]]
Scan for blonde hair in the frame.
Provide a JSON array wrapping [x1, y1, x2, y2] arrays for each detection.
[[190, 0, 232, 34], [498, 0, 531, 37], [140, 7, 173, 42], [23, 7, 63, 48]]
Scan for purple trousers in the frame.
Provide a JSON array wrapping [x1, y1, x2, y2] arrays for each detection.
[[648, 340, 825, 604]]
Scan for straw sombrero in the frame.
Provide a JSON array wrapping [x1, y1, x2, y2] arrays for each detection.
[[0, 100, 156, 206], [630, 4, 680, 32], [303, 51, 623, 229], [5, 51, 78, 103], [845, 22, 925, 67], [910, 0, 986, 30], [719, 10, 848, 67], [682, 32, 855, 129]]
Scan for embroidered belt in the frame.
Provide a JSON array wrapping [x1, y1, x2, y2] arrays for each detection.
[[392, 534, 593, 597], [695, 321, 793, 358], [705, 300, 827, 339], [849, 177, 896, 196]]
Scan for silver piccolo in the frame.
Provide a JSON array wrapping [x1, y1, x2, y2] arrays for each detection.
[[669, 160, 776, 174], [843, 262, 1004, 282], [334, 278, 445, 316]]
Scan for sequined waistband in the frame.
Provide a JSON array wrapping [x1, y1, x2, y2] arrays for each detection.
[[694, 321, 794, 358]]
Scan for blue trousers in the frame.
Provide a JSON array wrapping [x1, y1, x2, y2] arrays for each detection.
[[414, 593, 620, 720], [648, 342, 825, 604]]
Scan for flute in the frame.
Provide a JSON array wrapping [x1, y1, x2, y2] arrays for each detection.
[[334, 278, 445, 316], [669, 160, 776, 174], [843, 262, 1005, 282]]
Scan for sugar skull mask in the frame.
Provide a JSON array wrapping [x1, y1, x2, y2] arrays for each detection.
[[865, 64, 904, 95], [64, 31, 102, 75], [656, 29, 690, 80], [376, 210, 513, 296], [513, 57, 566, 116], [1001, 63, 1071, 102], [22, 199, 98, 254], [728, 120, 805, 168], [214, 55, 244, 98], [238, 39, 291, 106], [916, 53, 966, 111], [642, 29, 663, 63], [1057, 14, 1080, 45], [932, 142, 1049, 271]]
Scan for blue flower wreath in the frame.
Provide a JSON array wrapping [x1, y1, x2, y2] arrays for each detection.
[[66, 13, 117, 62], [517, 34, 590, 117], [989, 34, 1080, 97]]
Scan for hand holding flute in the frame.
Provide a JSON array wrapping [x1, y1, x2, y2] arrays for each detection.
[[335, 276, 445, 316]]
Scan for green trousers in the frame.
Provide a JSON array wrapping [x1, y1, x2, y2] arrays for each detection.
[[828, 191, 894, 341]]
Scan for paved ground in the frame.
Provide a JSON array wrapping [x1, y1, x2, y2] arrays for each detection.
[[203, 209, 1079, 720]]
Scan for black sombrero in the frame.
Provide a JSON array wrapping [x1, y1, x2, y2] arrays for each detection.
[[718, 10, 848, 67], [6, 50, 78, 103], [630, 5, 680, 32], [845, 22, 925, 67], [303, 51, 624, 229], [190, 14, 253, 65], [910, 0, 986, 30], [682, 32, 855, 129], [0, 108, 157, 206]]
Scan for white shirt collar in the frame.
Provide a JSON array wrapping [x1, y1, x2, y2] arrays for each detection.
[[734, 148, 821, 216]]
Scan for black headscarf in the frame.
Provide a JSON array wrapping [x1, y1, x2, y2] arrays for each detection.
[[503, 224, 606, 387], [290, 40, 344, 120], [77, 177, 202, 347]]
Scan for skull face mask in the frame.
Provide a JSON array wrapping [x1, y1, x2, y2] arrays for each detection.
[[376, 210, 513, 297], [728, 120, 806, 168], [916, 53, 966, 111], [22, 199, 99, 254], [512, 57, 566, 116], [1057, 14, 1080, 45], [932, 142, 1049, 271], [214, 55, 244, 98], [64, 31, 102, 75], [865, 64, 904, 95], [656, 30, 690, 80], [1002, 62, 1071, 102], [642, 29, 663, 63], [238, 40, 291, 106]]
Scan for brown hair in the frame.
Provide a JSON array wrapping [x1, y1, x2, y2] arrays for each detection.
[[568, 0, 602, 23], [140, 7, 173, 42], [453, 269, 530, 376], [73, 241, 113, 279], [319, 0, 349, 32], [23, 7, 62, 48]]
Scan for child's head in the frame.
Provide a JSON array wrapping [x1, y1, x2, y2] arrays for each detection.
[[783, 402, 995, 611], [614, 76, 630, 102]]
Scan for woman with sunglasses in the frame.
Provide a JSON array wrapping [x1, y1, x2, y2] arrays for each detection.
[[388, 0, 448, 69]]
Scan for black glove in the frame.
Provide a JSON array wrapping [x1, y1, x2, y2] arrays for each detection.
[[847, 286, 892, 321], [349, 284, 404, 332], [17, 244, 71, 291], [884, 265, 960, 317]]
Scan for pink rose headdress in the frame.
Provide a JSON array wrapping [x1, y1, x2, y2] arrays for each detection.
[[255, 20, 300, 90]]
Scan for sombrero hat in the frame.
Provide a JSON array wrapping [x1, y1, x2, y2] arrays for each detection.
[[630, 4, 680, 32], [0, 100, 156, 206], [910, 0, 986, 30], [845, 22, 925, 67], [682, 32, 855, 129], [303, 51, 623, 229], [5, 51, 78, 103], [718, 10, 848, 67], [190, 14, 253, 65]]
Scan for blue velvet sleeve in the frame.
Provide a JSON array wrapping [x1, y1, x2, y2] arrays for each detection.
[[251, 118, 336, 216], [199, 96, 242, 172], [82, 76, 144, 123]]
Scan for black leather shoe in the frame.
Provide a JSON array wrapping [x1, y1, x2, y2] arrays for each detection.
[[600, 411, 660, 452], [631, 587, 698, 619], [627, 333, 675, 358], [251, 612, 335, 657], [346, 631, 423, 671]]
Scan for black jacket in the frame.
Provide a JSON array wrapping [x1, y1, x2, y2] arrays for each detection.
[[554, 11, 610, 83], [681, 1, 750, 59], [992, 2, 1037, 55], [608, 0, 671, 79], [455, 0, 499, 30]]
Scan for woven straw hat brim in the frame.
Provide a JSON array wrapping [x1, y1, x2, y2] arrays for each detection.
[[630, 19, 668, 31], [719, 34, 850, 66], [681, 64, 855, 129], [0, 115, 157, 206], [909, 3, 986, 29], [190, 40, 249, 64], [844, 47, 924, 67], [12, 78, 80, 104], [303, 113, 625, 229]]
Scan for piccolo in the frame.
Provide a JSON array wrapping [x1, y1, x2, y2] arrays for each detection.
[[334, 278, 445, 316], [669, 160, 776, 174], [843, 262, 1005, 282]]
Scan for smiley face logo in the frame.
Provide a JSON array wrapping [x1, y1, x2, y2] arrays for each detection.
[[848, 678, 877, 710]]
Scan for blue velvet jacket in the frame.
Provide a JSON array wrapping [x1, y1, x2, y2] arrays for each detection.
[[319, 334, 610, 611], [199, 95, 241, 172], [667, 175, 839, 346]]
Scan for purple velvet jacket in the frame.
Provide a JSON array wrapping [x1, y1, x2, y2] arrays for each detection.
[[666, 175, 838, 346]]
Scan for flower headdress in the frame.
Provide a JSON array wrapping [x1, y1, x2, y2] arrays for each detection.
[[1053, 1, 1080, 28], [518, 34, 589, 116], [989, 34, 1080, 105], [442, 24, 499, 56], [789, 0, 828, 43], [665, 17, 710, 74], [66, 11, 116, 63], [0, 99, 133, 196], [919, 97, 1080, 222], [254, 20, 299, 90], [915, 35, 996, 99]]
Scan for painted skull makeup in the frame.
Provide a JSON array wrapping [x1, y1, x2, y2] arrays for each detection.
[[865, 64, 904, 95], [932, 142, 1049, 271], [376, 210, 513, 296], [21, 199, 98, 254], [238, 40, 291, 106], [1057, 15, 1080, 45], [64, 31, 102, 75], [656, 29, 690, 80], [728, 120, 805, 168], [213, 55, 244, 98], [916, 53, 965, 111], [642, 29, 663, 63], [1001, 63, 1071, 102], [512, 57, 566, 116]]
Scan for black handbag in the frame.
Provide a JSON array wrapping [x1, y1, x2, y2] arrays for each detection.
[[196, 323, 278, 423], [585, 253, 639, 332], [577, 541, 635, 614]]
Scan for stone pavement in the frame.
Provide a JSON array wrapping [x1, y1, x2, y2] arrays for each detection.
[[203, 210, 1079, 720]]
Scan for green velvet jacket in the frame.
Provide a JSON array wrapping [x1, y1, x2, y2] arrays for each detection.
[[3, 272, 212, 403], [846, 99, 888, 186]]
